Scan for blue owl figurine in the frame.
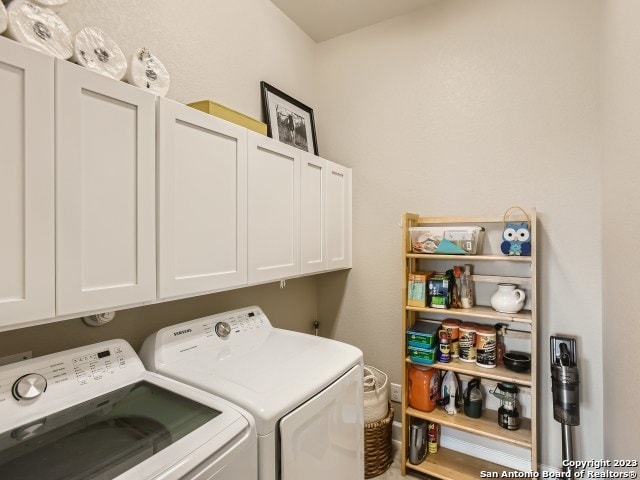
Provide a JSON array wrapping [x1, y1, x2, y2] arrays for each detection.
[[501, 221, 531, 256]]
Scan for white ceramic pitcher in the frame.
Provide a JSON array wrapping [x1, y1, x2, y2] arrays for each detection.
[[490, 283, 526, 313]]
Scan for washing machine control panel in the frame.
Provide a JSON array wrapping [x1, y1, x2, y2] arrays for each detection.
[[0, 340, 142, 413]]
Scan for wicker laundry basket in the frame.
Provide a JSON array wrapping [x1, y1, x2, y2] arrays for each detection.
[[364, 402, 394, 478]]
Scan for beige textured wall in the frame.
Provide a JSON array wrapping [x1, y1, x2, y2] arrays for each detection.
[[601, 0, 640, 461], [0, 0, 617, 470], [315, 0, 602, 468], [59, 0, 318, 118], [0, 0, 320, 356], [0, 277, 318, 358]]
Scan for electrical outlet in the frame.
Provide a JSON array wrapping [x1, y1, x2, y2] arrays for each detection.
[[390, 383, 402, 403]]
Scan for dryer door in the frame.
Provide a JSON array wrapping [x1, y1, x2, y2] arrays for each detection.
[[279, 365, 364, 480]]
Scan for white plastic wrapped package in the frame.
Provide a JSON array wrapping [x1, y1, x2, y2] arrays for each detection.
[[0, 2, 8, 35], [29, 0, 68, 13], [72, 27, 127, 80], [126, 47, 170, 96], [5, 0, 73, 59]]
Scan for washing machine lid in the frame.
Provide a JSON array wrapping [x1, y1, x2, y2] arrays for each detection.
[[140, 306, 363, 434], [0, 340, 255, 480]]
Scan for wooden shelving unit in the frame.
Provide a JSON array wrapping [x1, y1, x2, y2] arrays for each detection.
[[401, 211, 537, 478]]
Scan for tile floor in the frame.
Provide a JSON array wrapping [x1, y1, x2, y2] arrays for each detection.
[[370, 445, 434, 480]]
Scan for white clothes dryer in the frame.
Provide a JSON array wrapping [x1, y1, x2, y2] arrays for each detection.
[[0, 340, 258, 480], [140, 306, 364, 480]]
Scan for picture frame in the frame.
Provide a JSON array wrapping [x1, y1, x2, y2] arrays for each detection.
[[260, 81, 319, 155]]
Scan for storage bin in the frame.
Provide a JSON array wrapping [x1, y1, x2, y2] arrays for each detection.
[[407, 320, 440, 348], [364, 402, 394, 478], [408, 344, 437, 365], [187, 100, 268, 135], [410, 226, 484, 255], [363, 365, 389, 423]]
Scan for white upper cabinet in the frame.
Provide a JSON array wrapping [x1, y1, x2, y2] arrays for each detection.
[[300, 153, 326, 274], [0, 38, 55, 330], [247, 131, 301, 283], [157, 98, 248, 298], [325, 161, 352, 270], [55, 60, 156, 316]]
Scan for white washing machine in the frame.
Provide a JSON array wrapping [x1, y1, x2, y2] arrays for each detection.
[[140, 306, 364, 480], [0, 340, 258, 480]]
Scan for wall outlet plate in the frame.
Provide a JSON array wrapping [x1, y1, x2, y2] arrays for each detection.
[[390, 383, 402, 403]]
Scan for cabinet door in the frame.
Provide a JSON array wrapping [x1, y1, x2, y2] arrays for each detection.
[[0, 39, 55, 329], [247, 132, 301, 283], [55, 60, 156, 316], [157, 98, 248, 298], [300, 153, 326, 274], [326, 161, 352, 270]]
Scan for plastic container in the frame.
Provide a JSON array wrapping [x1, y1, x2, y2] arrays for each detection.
[[408, 365, 439, 412], [476, 325, 497, 368], [409, 226, 484, 255], [407, 321, 440, 348], [459, 322, 478, 363], [408, 344, 437, 365]]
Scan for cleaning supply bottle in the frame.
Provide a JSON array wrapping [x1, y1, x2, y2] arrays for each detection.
[[408, 365, 439, 412], [461, 264, 474, 308]]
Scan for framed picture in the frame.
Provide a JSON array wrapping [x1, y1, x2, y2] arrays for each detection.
[[260, 81, 319, 155]]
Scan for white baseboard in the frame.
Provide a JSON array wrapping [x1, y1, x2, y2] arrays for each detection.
[[392, 420, 560, 474]]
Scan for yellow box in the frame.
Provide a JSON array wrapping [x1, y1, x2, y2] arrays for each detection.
[[187, 100, 267, 135]]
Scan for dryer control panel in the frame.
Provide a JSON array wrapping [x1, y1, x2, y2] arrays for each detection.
[[140, 306, 273, 368]]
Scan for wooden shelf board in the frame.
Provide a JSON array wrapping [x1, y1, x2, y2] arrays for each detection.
[[406, 305, 532, 324], [472, 274, 531, 285], [405, 357, 532, 387], [406, 406, 532, 448], [406, 446, 516, 480], [415, 214, 528, 224], [406, 253, 532, 262]]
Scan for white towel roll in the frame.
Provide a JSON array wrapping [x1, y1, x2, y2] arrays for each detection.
[[125, 47, 170, 97], [72, 27, 127, 80], [29, 0, 68, 13], [5, 0, 73, 59], [0, 2, 8, 35]]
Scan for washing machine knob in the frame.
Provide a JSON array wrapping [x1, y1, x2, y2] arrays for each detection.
[[215, 321, 231, 338], [12, 373, 47, 400]]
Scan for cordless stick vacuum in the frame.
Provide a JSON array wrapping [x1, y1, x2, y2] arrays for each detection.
[[550, 336, 580, 479]]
